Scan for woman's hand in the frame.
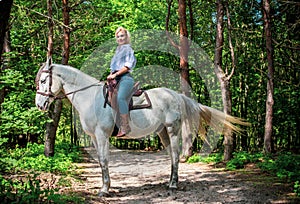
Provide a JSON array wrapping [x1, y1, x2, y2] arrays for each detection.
[[107, 73, 117, 80], [107, 67, 128, 80]]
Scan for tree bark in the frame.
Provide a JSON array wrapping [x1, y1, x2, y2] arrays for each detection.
[[178, 0, 191, 97], [0, 0, 13, 105], [214, 0, 234, 161], [0, 0, 13, 59], [166, 0, 192, 97], [165, 0, 194, 161], [46, 0, 54, 59], [262, 0, 274, 153], [44, 101, 62, 156], [61, 0, 78, 145], [62, 0, 70, 65], [44, 0, 63, 157]]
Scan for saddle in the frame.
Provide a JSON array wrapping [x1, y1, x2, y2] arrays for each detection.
[[103, 79, 152, 111]]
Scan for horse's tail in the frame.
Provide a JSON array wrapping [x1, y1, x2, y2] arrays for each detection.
[[198, 103, 250, 135], [180, 94, 250, 143], [179, 94, 250, 161]]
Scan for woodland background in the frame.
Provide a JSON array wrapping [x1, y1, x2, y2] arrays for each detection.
[[0, 0, 299, 202], [1, 0, 299, 153]]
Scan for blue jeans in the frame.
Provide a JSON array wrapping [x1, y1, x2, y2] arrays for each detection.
[[117, 74, 134, 114]]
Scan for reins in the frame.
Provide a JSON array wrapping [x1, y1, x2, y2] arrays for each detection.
[[57, 82, 101, 100]]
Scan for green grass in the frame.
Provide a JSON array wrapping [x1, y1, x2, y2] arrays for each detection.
[[188, 150, 300, 197], [0, 142, 81, 174], [187, 152, 223, 164], [0, 138, 84, 203]]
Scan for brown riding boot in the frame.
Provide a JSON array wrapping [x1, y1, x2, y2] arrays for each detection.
[[116, 114, 131, 137]]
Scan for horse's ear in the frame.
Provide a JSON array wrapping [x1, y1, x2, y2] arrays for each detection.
[[46, 56, 52, 69]]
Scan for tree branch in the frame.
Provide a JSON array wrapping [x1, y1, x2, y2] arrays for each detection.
[[165, 0, 179, 49], [225, 1, 235, 80], [187, 0, 194, 41], [14, 4, 73, 30]]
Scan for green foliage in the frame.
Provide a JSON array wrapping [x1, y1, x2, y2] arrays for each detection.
[[189, 151, 300, 197], [258, 152, 300, 197], [258, 152, 300, 182], [294, 181, 300, 197], [187, 153, 223, 164], [225, 151, 300, 197], [226, 151, 263, 170], [0, 142, 81, 174], [0, 141, 83, 203], [0, 174, 84, 204], [0, 69, 48, 138], [2, 0, 298, 153], [0, 174, 54, 203], [224, 151, 300, 184], [189, 151, 300, 185]]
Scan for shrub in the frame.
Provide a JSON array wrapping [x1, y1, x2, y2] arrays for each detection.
[[226, 151, 263, 170], [258, 152, 300, 182], [294, 181, 300, 197], [0, 141, 83, 203], [187, 153, 223, 164]]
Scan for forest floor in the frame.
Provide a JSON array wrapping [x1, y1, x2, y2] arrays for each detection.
[[62, 147, 299, 204]]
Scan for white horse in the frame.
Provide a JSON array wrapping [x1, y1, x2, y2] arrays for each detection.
[[35, 60, 248, 196]]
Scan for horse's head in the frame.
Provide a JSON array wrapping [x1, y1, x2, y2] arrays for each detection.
[[35, 59, 62, 111]]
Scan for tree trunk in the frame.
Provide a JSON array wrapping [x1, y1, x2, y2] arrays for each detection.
[[44, 0, 63, 157], [214, 0, 234, 161], [62, 0, 70, 65], [0, 0, 13, 105], [165, 0, 194, 161], [0, 0, 13, 59], [44, 101, 62, 156], [62, 0, 77, 145], [178, 0, 191, 97], [46, 0, 54, 58], [262, 0, 274, 153], [166, 0, 192, 97]]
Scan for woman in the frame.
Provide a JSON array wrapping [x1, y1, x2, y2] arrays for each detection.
[[107, 27, 136, 137]]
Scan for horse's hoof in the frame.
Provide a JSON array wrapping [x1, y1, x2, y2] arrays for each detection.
[[98, 191, 110, 197], [179, 156, 188, 163], [168, 185, 178, 190]]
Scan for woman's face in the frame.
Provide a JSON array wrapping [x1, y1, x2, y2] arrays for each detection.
[[116, 30, 127, 45]]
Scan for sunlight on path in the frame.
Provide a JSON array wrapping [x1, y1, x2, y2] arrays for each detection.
[[74, 147, 296, 204]]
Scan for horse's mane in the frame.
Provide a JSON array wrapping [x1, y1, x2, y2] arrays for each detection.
[[52, 64, 99, 83]]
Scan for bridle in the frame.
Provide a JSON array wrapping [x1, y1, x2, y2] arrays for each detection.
[[36, 68, 56, 98], [36, 65, 100, 100]]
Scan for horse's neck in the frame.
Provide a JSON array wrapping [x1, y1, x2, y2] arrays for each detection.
[[53, 64, 104, 112], [53, 64, 98, 86]]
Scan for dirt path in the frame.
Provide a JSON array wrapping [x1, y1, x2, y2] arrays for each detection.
[[73, 147, 297, 204]]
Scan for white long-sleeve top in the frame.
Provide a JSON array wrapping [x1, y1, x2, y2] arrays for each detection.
[[110, 44, 136, 73]]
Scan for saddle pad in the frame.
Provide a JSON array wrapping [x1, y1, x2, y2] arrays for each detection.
[[103, 84, 152, 110], [129, 91, 152, 110]]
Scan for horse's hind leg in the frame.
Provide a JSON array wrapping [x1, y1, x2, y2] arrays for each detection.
[[180, 122, 194, 162], [157, 126, 170, 151], [165, 113, 181, 189]]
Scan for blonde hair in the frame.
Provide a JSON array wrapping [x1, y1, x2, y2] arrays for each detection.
[[115, 27, 131, 44]]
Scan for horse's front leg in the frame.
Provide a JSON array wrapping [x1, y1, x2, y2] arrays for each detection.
[[180, 124, 194, 163], [95, 134, 111, 196]]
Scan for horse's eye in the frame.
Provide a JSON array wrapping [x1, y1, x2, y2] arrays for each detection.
[[41, 75, 48, 84]]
